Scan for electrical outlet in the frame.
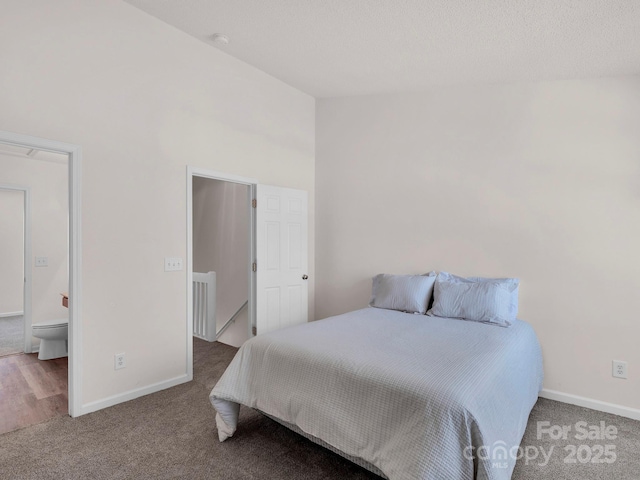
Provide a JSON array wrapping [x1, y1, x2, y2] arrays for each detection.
[[115, 353, 126, 370], [612, 360, 627, 379], [164, 257, 183, 272]]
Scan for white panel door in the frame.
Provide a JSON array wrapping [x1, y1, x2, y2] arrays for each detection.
[[256, 185, 308, 335]]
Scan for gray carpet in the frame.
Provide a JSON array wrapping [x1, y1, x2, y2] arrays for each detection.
[[0, 338, 638, 479], [0, 315, 24, 357]]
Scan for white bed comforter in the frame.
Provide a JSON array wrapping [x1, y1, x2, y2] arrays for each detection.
[[210, 308, 543, 480]]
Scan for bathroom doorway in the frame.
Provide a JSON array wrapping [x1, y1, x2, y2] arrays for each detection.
[[0, 143, 70, 434], [0, 129, 82, 423]]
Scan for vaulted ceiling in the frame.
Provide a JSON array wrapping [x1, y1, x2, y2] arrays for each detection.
[[125, 0, 640, 97]]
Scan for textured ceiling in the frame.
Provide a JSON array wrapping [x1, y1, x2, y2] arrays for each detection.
[[124, 0, 640, 98]]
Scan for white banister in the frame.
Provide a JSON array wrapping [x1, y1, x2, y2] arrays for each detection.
[[193, 271, 216, 342]]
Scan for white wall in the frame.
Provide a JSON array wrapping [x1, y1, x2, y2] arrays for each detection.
[[0, 0, 314, 408], [316, 77, 640, 411], [0, 153, 69, 333], [0, 188, 24, 316], [193, 177, 249, 347]]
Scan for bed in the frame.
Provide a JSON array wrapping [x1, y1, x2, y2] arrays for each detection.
[[210, 304, 543, 480]]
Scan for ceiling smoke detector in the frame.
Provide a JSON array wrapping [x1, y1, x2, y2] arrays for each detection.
[[210, 33, 229, 46]]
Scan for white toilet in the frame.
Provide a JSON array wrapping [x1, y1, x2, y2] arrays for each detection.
[[32, 318, 69, 360]]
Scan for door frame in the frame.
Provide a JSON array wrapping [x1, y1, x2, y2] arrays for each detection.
[[186, 166, 256, 379], [0, 130, 82, 417], [0, 184, 31, 354]]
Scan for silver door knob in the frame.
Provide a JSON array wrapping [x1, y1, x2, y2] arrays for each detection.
[[302, 274, 308, 280]]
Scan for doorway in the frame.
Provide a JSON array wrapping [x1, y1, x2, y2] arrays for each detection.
[[186, 167, 256, 381], [192, 176, 251, 347], [0, 144, 69, 433], [186, 166, 309, 380], [0, 130, 82, 418]]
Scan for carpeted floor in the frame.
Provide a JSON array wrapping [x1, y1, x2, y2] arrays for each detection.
[[0, 315, 24, 357], [0, 338, 638, 479]]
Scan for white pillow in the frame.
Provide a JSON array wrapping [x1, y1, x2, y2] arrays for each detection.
[[369, 273, 437, 314], [428, 272, 519, 327]]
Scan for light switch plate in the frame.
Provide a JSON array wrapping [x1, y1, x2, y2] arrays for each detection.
[[35, 256, 48, 267], [164, 257, 183, 272]]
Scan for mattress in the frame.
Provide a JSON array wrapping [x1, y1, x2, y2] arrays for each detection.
[[210, 307, 543, 480]]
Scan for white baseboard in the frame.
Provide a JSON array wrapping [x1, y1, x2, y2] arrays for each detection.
[[77, 373, 191, 417], [0, 311, 23, 318], [540, 389, 640, 421]]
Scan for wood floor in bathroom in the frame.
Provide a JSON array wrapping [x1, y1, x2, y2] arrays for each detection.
[[0, 353, 68, 435]]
